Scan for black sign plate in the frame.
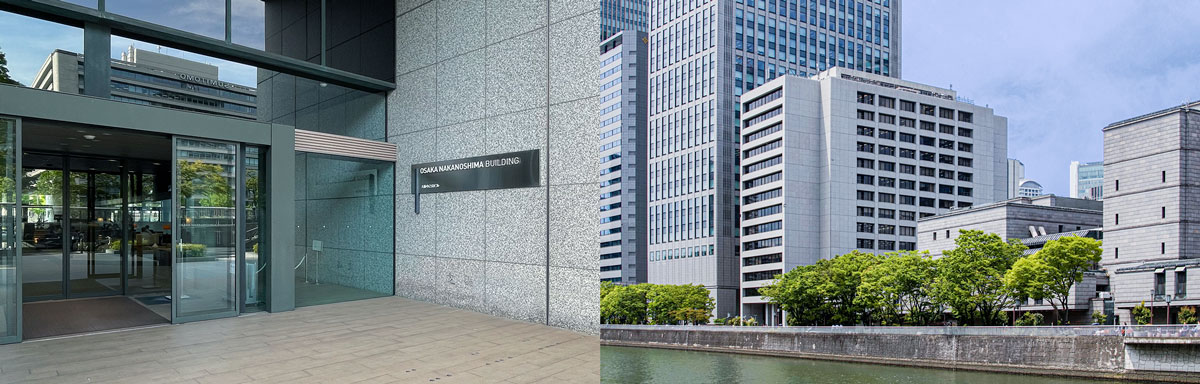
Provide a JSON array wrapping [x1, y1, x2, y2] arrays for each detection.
[[412, 150, 540, 194]]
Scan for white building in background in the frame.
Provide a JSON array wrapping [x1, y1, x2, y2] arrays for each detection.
[[1069, 160, 1104, 200], [1017, 179, 1044, 197], [599, 30, 648, 285], [736, 68, 1007, 325], [1007, 158, 1025, 198]]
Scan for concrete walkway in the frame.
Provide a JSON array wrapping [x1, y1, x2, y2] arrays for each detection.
[[0, 297, 600, 383]]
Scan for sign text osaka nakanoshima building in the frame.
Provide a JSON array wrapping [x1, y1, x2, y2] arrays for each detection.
[[412, 150, 540, 194]]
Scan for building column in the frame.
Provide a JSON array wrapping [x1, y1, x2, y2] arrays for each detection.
[[82, 22, 111, 99]]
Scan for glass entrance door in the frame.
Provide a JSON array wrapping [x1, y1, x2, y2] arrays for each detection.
[[0, 117, 20, 344], [173, 137, 239, 322]]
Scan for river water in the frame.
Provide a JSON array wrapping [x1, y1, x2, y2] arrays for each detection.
[[601, 346, 1122, 383]]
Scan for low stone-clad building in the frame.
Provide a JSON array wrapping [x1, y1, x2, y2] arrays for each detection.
[[918, 195, 1108, 323], [1103, 101, 1200, 325]]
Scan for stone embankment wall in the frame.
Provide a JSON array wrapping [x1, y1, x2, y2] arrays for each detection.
[[601, 325, 1200, 383]]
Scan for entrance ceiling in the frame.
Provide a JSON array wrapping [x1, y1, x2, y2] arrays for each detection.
[[22, 119, 173, 168]]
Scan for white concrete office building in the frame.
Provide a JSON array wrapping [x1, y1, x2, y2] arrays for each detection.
[[1007, 158, 1025, 198], [1070, 160, 1104, 200], [600, 31, 649, 285], [1103, 101, 1200, 325], [1017, 178, 1044, 197], [737, 68, 1006, 323], [648, 0, 903, 318]]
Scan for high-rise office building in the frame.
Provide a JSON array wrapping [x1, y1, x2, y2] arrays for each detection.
[[601, 0, 648, 40], [600, 31, 649, 285], [1070, 160, 1104, 200], [648, 0, 902, 316], [1007, 158, 1025, 198], [1103, 101, 1199, 325], [736, 69, 1006, 324]]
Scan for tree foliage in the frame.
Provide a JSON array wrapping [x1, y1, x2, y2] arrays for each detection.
[[600, 284, 649, 325], [1132, 302, 1152, 325], [1005, 236, 1102, 324], [855, 251, 941, 325], [599, 283, 713, 325], [931, 230, 1026, 325], [1179, 306, 1197, 325], [0, 46, 21, 86], [760, 251, 883, 325], [177, 160, 232, 207]]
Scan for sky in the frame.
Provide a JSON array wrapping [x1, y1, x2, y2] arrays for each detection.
[[902, 1, 1200, 196]]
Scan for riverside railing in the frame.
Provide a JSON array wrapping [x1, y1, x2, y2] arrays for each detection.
[[601, 324, 1200, 338]]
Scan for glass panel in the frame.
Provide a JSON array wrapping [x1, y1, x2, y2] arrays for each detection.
[[0, 118, 18, 342], [67, 164, 123, 297], [175, 138, 237, 319], [126, 164, 172, 298], [294, 153, 393, 307], [231, 0, 265, 50], [243, 146, 266, 312], [21, 156, 65, 300], [0, 12, 82, 89], [107, 0, 227, 40], [109, 37, 259, 120]]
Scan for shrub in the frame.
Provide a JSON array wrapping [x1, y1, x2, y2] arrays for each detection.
[[1091, 311, 1107, 325], [179, 243, 207, 258], [1178, 306, 1197, 325], [743, 317, 758, 326], [109, 239, 122, 252], [1014, 312, 1043, 326], [1132, 302, 1152, 325]]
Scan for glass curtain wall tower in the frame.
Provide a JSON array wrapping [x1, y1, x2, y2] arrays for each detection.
[[601, 0, 649, 40], [647, 0, 902, 317]]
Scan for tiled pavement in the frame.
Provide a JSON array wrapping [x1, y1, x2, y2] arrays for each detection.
[[0, 297, 600, 383]]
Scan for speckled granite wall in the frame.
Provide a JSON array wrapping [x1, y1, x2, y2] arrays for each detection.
[[390, 0, 600, 334]]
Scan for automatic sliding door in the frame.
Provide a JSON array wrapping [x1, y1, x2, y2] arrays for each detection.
[[173, 137, 239, 322], [0, 117, 19, 344]]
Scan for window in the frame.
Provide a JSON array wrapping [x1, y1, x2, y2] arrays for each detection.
[[899, 179, 915, 189], [1177, 271, 1188, 298], [920, 121, 935, 131], [1115, 180, 1119, 191], [1163, 206, 1167, 219], [857, 109, 875, 120], [878, 224, 896, 235], [938, 184, 954, 194], [958, 157, 973, 167], [879, 161, 895, 172], [899, 241, 916, 251], [900, 195, 916, 205], [1162, 242, 1166, 254], [958, 187, 973, 197], [744, 172, 782, 189], [857, 142, 875, 153], [958, 111, 973, 123], [743, 187, 781, 205], [899, 148, 916, 159], [879, 129, 896, 140], [958, 201, 973, 208], [744, 123, 782, 143], [879, 193, 895, 203], [744, 155, 782, 173], [858, 126, 875, 136], [920, 182, 936, 192], [958, 127, 973, 137], [920, 167, 936, 177], [1163, 171, 1167, 183], [879, 96, 895, 108], [879, 177, 896, 188], [857, 190, 875, 201], [958, 142, 973, 152], [745, 204, 783, 220], [939, 154, 955, 165], [899, 226, 916, 236], [899, 100, 915, 112], [879, 146, 896, 156], [1115, 214, 1119, 225], [920, 152, 936, 162], [744, 220, 783, 235], [939, 169, 955, 179], [920, 104, 936, 116], [900, 164, 916, 174], [878, 114, 896, 124], [920, 136, 935, 146], [899, 117, 916, 128], [1155, 272, 1166, 296], [939, 139, 955, 149], [857, 92, 875, 104], [743, 253, 782, 266], [857, 174, 875, 185], [856, 238, 875, 249], [857, 206, 875, 217], [900, 211, 916, 221], [879, 209, 895, 219], [920, 197, 936, 207], [899, 132, 915, 143], [939, 124, 955, 135], [857, 158, 876, 169], [743, 269, 783, 281], [857, 222, 875, 233], [744, 139, 782, 159], [958, 172, 973, 182], [938, 107, 955, 119]]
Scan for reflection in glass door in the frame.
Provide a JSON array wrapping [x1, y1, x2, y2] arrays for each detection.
[[174, 137, 238, 322], [0, 117, 19, 344], [68, 166, 123, 297], [20, 157, 65, 300]]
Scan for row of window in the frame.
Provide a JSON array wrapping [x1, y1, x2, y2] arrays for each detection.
[[856, 238, 916, 251], [856, 222, 916, 236], [856, 142, 974, 167], [857, 127, 972, 152], [857, 190, 973, 209], [855, 158, 974, 181], [650, 244, 716, 261], [857, 92, 973, 122], [856, 207, 934, 221], [857, 113, 975, 138], [743, 269, 783, 282]]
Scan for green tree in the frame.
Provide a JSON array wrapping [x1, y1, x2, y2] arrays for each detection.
[[600, 281, 618, 302], [855, 251, 941, 325], [646, 284, 713, 325], [177, 160, 231, 207], [1091, 311, 1108, 325], [0, 46, 21, 86], [760, 251, 883, 325], [1014, 312, 1044, 326], [932, 230, 1027, 325], [1178, 306, 1197, 325], [1132, 301, 1152, 325], [600, 284, 649, 324], [1005, 236, 1102, 324]]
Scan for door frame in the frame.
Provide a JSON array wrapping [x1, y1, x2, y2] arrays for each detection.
[[0, 116, 22, 345]]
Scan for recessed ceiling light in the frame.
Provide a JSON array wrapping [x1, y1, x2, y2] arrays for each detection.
[[83, 135, 96, 140]]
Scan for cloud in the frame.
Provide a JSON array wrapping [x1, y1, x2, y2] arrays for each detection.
[[902, 0, 1200, 196]]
